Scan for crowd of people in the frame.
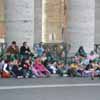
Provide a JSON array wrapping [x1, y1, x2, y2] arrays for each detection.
[[0, 41, 100, 79]]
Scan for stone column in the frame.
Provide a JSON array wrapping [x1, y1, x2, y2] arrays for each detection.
[[67, 0, 95, 54], [95, 0, 100, 44], [0, 0, 6, 43], [34, 0, 42, 43], [5, 0, 34, 48]]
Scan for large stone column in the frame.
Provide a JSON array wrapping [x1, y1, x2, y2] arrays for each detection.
[[67, 0, 95, 54], [34, 0, 42, 43], [5, 0, 34, 48], [95, 0, 100, 44], [0, 0, 6, 43]]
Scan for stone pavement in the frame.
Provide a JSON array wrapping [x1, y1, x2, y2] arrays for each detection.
[[0, 77, 100, 100]]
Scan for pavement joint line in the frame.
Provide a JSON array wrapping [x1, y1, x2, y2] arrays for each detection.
[[0, 83, 100, 90]]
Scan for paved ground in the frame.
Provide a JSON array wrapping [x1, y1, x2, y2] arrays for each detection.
[[0, 77, 100, 100]]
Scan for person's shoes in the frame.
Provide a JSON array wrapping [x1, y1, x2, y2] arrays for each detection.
[[17, 76, 23, 79]]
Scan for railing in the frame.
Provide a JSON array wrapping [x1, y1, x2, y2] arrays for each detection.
[[0, 42, 7, 58], [0, 42, 73, 64], [34, 42, 71, 64], [95, 44, 100, 56]]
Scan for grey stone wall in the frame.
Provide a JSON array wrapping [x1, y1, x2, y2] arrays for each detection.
[[67, 0, 95, 54], [95, 0, 100, 44], [5, 0, 34, 48]]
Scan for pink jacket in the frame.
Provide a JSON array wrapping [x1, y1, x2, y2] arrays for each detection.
[[34, 59, 48, 72]]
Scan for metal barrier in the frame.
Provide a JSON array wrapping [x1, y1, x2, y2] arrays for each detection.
[[0, 43, 7, 58], [0, 42, 73, 64], [34, 42, 71, 64], [95, 44, 100, 56]]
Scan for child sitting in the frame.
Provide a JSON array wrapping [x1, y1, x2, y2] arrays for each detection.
[[33, 57, 50, 78], [56, 61, 67, 77], [20, 58, 33, 78], [2, 60, 11, 78]]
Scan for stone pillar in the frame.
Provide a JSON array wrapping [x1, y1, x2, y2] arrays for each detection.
[[34, 0, 42, 43], [0, 0, 6, 43], [95, 0, 100, 44], [67, 0, 95, 54], [5, 0, 34, 48]]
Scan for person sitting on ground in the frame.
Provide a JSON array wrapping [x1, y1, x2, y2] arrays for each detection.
[[11, 59, 23, 79], [56, 61, 67, 77], [95, 62, 100, 77], [33, 57, 50, 78], [2, 60, 11, 78], [80, 56, 89, 66], [83, 60, 95, 79], [67, 62, 79, 77], [6, 41, 19, 60], [37, 42, 44, 57], [20, 58, 33, 78], [0, 59, 4, 76], [75, 46, 87, 58], [20, 42, 31, 59], [87, 51, 98, 61], [41, 52, 47, 63], [47, 61, 57, 74]]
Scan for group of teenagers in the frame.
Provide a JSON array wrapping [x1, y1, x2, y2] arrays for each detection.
[[0, 41, 100, 79]]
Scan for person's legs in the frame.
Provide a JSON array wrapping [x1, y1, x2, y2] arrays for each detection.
[[77, 69, 83, 77], [41, 70, 50, 77], [32, 68, 45, 78], [56, 69, 63, 77], [12, 66, 23, 78]]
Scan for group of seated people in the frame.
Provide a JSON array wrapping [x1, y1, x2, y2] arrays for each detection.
[[0, 41, 100, 79]]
